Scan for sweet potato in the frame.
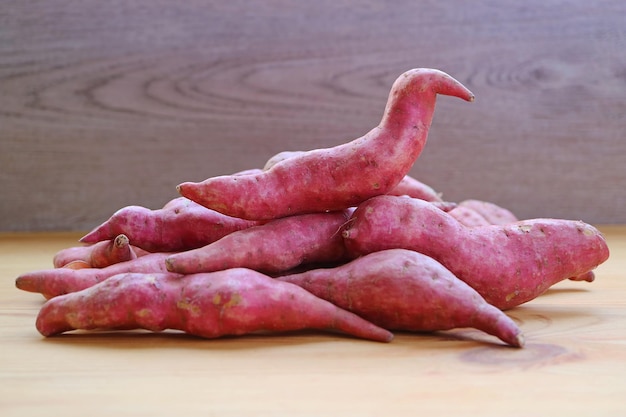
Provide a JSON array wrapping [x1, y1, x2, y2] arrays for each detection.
[[35, 269, 394, 343], [15, 252, 174, 299], [458, 199, 518, 225], [165, 210, 352, 275], [449, 202, 590, 283], [386, 175, 443, 202], [177, 68, 474, 220], [262, 150, 305, 171], [62, 260, 91, 270], [53, 234, 136, 268], [130, 245, 152, 258], [571, 271, 595, 282], [228, 168, 264, 176], [264, 151, 443, 202], [278, 249, 524, 347], [341, 195, 610, 310], [448, 205, 492, 227], [79, 197, 261, 252]]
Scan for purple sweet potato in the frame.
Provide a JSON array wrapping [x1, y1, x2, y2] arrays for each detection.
[[15, 252, 174, 299], [341, 195, 610, 310], [35, 269, 394, 343], [79, 197, 261, 252], [278, 249, 524, 347], [165, 210, 352, 275], [177, 68, 474, 220], [53, 234, 136, 268]]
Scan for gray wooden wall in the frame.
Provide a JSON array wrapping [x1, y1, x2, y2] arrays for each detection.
[[2, 0, 625, 231]]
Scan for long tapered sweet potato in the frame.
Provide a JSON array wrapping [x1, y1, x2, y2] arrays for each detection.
[[15, 252, 174, 299], [177, 68, 474, 220], [35, 269, 394, 343], [341, 195, 610, 310], [165, 210, 352, 275], [53, 234, 136, 268], [79, 197, 261, 252], [278, 249, 524, 347], [264, 151, 443, 202]]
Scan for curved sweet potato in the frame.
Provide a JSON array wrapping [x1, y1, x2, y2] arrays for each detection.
[[177, 68, 474, 220], [79, 197, 260, 252], [278, 249, 524, 347], [53, 234, 136, 268], [165, 210, 351, 275], [15, 253, 173, 299], [35, 270, 394, 343], [264, 151, 443, 202], [341, 195, 610, 310]]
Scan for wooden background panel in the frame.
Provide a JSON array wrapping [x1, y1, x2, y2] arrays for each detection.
[[1, 0, 625, 231]]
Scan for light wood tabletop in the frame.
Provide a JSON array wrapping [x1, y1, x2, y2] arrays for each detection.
[[1, 227, 625, 416]]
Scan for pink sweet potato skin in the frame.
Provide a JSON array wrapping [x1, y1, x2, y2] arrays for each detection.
[[342, 195, 610, 310], [265, 152, 443, 203], [448, 205, 492, 227], [62, 260, 91, 270], [15, 253, 174, 299], [459, 199, 518, 225], [263, 150, 305, 171], [278, 249, 524, 347], [35, 270, 394, 343], [53, 234, 136, 268], [449, 199, 568, 276], [165, 210, 352, 275], [177, 68, 474, 220], [571, 271, 595, 282], [79, 197, 260, 252], [387, 175, 443, 202]]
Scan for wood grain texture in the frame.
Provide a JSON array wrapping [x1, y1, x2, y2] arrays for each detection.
[[1, 227, 625, 416], [1, 0, 625, 231]]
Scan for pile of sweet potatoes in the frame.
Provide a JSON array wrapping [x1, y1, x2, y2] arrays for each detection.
[[15, 68, 610, 348]]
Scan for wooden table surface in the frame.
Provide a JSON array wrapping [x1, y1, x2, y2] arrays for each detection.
[[1, 227, 625, 416]]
